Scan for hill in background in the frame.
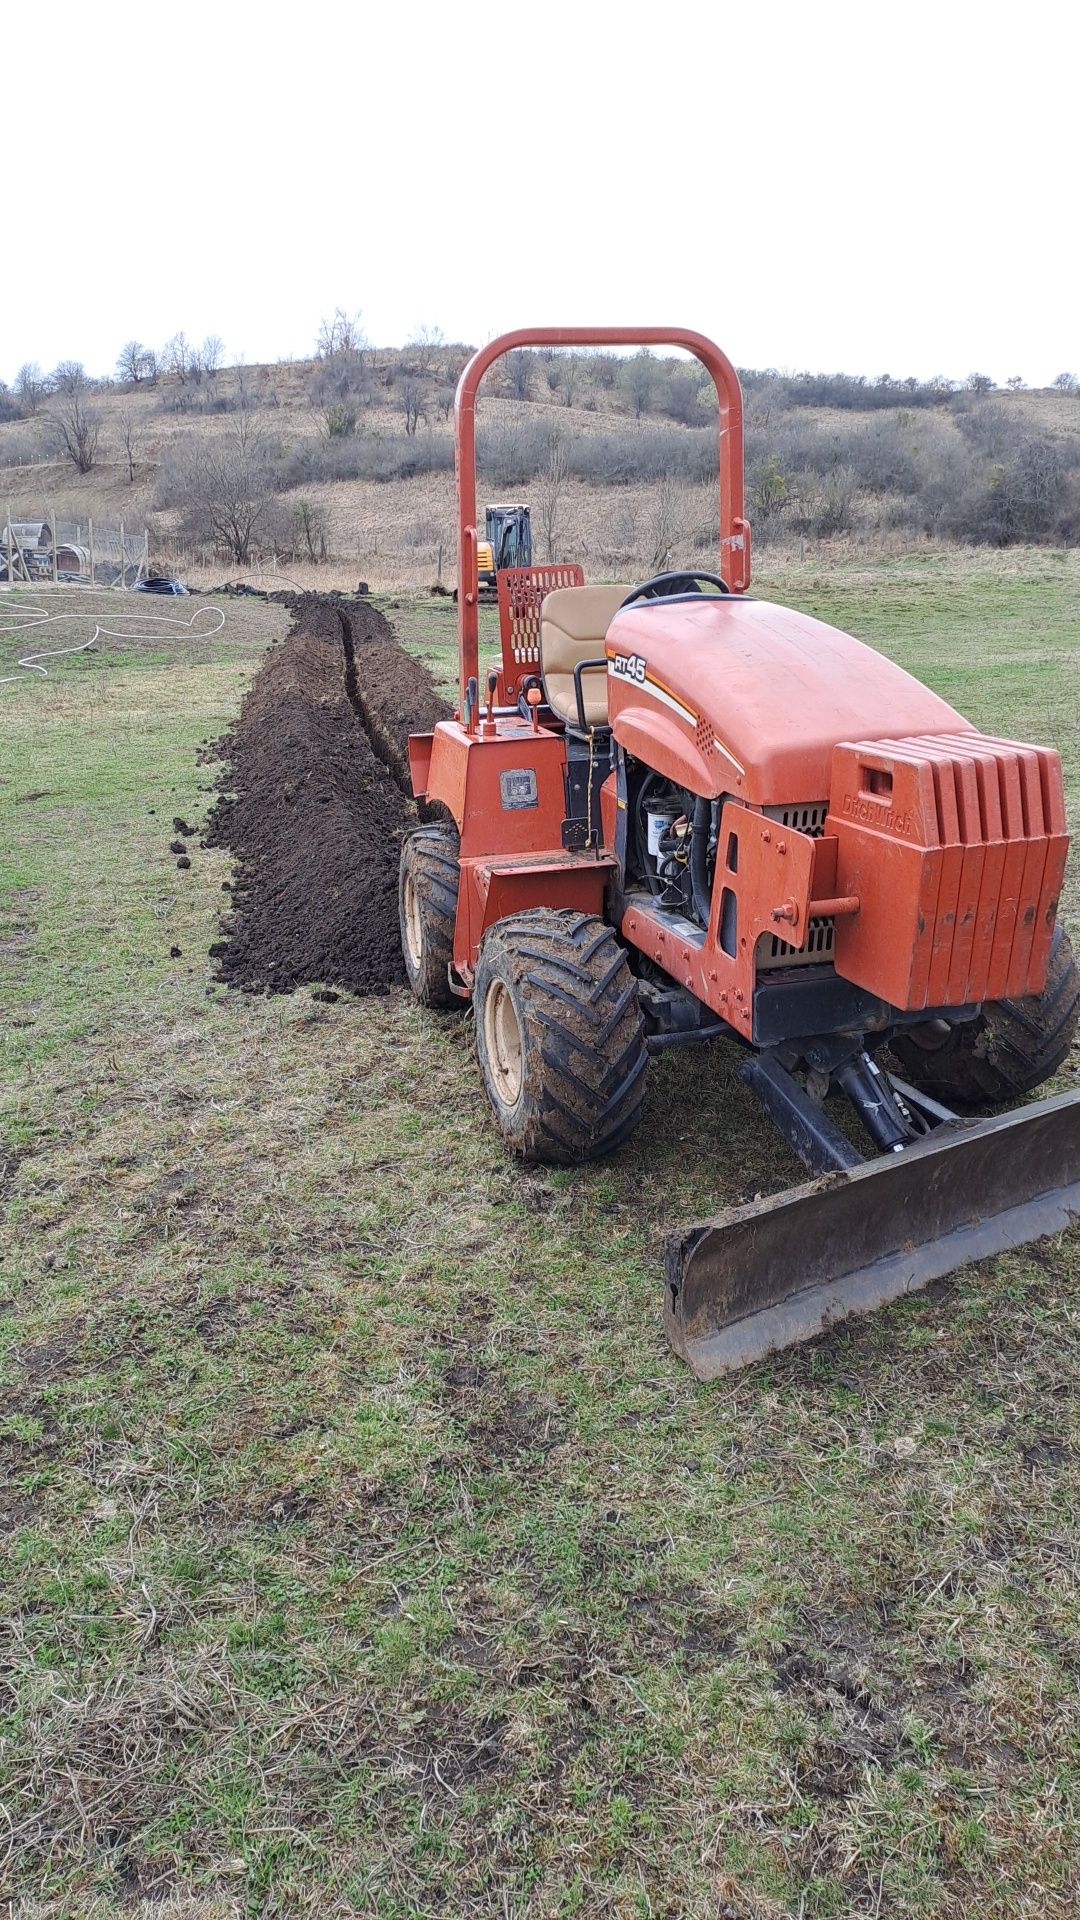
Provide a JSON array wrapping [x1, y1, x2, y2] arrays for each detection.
[[2, 333, 1079, 590]]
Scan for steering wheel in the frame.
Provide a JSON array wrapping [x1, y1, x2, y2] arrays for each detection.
[[619, 570, 730, 609]]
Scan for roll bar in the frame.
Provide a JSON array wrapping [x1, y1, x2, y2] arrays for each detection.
[[454, 327, 750, 727]]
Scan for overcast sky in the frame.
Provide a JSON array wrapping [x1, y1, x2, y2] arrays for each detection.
[[6, 0, 1077, 388]]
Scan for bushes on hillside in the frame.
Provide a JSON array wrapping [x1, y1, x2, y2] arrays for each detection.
[[138, 342, 1080, 561]]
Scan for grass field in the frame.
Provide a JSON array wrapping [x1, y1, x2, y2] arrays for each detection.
[[2, 555, 1078, 1919]]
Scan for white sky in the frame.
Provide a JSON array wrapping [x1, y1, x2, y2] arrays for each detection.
[[5, 0, 1078, 388]]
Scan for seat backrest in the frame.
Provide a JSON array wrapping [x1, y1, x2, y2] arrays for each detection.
[[497, 563, 584, 696], [540, 584, 628, 729]]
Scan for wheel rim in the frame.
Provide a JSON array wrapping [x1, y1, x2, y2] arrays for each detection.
[[903, 1018, 954, 1055], [483, 978, 524, 1107], [403, 870, 423, 970]]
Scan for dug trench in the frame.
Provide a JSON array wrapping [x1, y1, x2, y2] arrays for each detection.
[[203, 595, 451, 995]]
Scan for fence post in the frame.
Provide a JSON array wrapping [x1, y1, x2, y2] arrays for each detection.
[[119, 521, 125, 588], [143, 529, 149, 581], [89, 517, 95, 586], [49, 501, 58, 585]]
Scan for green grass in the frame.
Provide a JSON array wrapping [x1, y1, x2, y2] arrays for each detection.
[[2, 559, 1079, 1919]]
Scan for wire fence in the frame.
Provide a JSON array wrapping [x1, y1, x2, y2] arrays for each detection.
[[1, 512, 149, 588]]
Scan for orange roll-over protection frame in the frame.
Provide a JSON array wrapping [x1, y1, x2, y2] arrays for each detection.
[[454, 328, 750, 728]]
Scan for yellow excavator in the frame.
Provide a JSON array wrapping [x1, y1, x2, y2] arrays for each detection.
[[476, 503, 531, 600]]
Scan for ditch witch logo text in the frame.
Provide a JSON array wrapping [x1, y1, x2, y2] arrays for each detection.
[[842, 791, 915, 837]]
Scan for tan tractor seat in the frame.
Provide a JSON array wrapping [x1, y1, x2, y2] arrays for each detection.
[[540, 584, 629, 730]]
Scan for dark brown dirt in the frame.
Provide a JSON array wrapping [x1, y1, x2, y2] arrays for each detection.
[[342, 599, 450, 792], [205, 597, 451, 995]]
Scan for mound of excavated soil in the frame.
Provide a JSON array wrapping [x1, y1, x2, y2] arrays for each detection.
[[343, 600, 451, 793], [205, 599, 451, 995]]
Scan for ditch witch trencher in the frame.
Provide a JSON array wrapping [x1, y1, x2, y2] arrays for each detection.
[[400, 328, 1080, 1377]]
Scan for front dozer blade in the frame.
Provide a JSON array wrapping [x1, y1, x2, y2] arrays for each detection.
[[665, 1089, 1080, 1379]]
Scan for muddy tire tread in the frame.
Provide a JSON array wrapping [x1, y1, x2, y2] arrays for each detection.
[[399, 826, 460, 1009], [474, 908, 647, 1165], [890, 924, 1080, 1109]]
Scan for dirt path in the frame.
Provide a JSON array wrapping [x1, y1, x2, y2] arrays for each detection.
[[205, 597, 451, 994]]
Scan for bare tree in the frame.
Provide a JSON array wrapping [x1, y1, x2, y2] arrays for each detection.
[[163, 333, 191, 385], [317, 308, 367, 361], [536, 429, 570, 561], [1051, 371, 1078, 393], [504, 350, 533, 401], [1006, 374, 1025, 392], [52, 360, 89, 396], [407, 324, 445, 375], [117, 340, 155, 386], [646, 478, 678, 571], [966, 372, 994, 394], [291, 499, 329, 564], [119, 408, 142, 483], [52, 382, 100, 474], [200, 334, 224, 378], [400, 373, 426, 436], [175, 417, 273, 563], [553, 354, 580, 409], [14, 363, 46, 415]]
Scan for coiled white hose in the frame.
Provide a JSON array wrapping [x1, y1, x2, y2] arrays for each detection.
[[0, 599, 226, 688]]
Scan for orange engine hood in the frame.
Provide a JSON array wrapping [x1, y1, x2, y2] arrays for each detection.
[[606, 596, 971, 803]]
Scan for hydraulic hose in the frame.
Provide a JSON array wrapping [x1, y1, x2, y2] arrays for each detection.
[[690, 796, 713, 928]]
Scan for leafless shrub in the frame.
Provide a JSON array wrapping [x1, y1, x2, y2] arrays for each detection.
[[792, 467, 857, 537], [286, 498, 330, 563], [308, 349, 372, 433], [399, 373, 427, 436], [405, 325, 445, 376], [503, 350, 533, 401], [276, 431, 454, 489], [317, 307, 368, 361], [660, 366, 708, 427], [552, 354, 581, 409], [943, 435, 1067, 544], [163, 333, 192, 385], [14, 362, 47, 414], [535, 429, 569, 561], [163, 414, 275, 562], [646, 478, 678, 571], [51, 369, 100, 474], [118, 408, 142, 483]]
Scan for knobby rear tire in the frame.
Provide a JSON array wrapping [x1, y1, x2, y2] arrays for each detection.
[[473, 908, 648, 1164], [399, 825, 460, 1010], [890, 923, 1080, 1111]]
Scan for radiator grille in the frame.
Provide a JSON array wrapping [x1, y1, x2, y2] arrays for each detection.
[[758, 916, 836, 970], [758, 801, 832, 969], [764, 801, 829, 838]]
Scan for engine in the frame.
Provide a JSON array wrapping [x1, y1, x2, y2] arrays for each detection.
[[628, 766, 716, 928]]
